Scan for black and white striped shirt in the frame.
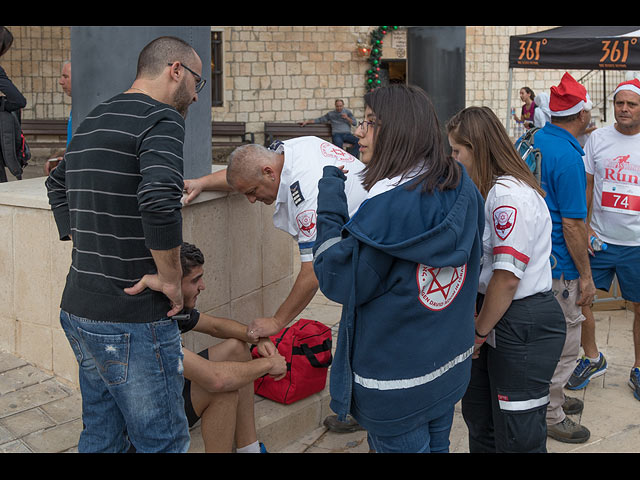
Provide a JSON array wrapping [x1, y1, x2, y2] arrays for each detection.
[[46, 92, 185, 323]]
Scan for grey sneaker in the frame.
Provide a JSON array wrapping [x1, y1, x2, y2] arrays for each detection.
[[566, 353, 607, 390], [629, 367, 640, 401], [562, 396, 584, 415], [547, 417, 590, 443]]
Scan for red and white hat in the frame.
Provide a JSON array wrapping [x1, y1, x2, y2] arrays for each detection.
[[549, 72, 593, 116], [614, 78, 640, 97]]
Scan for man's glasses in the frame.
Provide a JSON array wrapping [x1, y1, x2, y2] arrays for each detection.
[[168, 62, 206, 93]]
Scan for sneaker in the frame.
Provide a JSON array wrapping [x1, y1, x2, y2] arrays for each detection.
[[566, 353, 607, 390], [547, 417, 590, 444], [562, 396, 584, 415], [323, 414, 364, 433], [259, 442, 268, 453], [629, 367, 640, 401]]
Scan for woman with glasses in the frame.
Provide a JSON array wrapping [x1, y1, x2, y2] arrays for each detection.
[[446, 106, 565, 452], [312, 84, 484, 453]]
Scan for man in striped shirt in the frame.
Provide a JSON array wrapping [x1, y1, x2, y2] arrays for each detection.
[[46, 36, 204, 453]]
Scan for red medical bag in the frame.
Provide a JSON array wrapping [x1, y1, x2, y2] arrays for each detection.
[[252, 318, 332, 404]]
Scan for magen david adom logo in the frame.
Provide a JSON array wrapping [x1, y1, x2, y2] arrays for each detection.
[[416, 264, 467, 311]]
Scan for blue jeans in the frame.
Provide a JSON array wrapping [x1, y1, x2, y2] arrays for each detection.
[[366, 407, 455, 453], [60, 310, 190, 453], [332, 132, 360, 157]]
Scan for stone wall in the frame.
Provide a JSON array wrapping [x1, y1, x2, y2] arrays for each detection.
[[0, 170, 296, 385], [3, 25, 596, 144], [1, 26, 71, 120]]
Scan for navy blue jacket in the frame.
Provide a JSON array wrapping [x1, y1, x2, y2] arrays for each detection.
[[313, 165, 484, 435]]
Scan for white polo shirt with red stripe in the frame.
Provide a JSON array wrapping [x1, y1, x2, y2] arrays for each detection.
[[583, 124, 640, 246], [478, 176, 553, 299]]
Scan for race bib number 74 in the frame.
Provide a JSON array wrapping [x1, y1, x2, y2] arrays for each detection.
[[601, 181, 640, 215]]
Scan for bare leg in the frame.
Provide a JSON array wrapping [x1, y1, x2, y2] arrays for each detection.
[[633, 302, 640, 369], [580, 304, 599, 359], [192, 339, 259, 451], [191, 385, 238, 452]]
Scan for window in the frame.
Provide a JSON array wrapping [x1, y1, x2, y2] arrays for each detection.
[[211, 30, 223, 106]]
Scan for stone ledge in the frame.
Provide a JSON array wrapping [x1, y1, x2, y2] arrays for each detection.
[[0, 165, 230, 210]]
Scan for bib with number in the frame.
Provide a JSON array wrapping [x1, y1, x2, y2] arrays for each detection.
[[601, 180, 640, 215]]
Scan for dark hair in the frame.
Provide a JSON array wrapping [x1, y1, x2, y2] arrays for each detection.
[[447, 106, 545, 199], [551, 112, 581, 124], [180, 242, 204, 275], [360, 84, 461, 193], [0, 27, 14, 58], [136, 36, 196, 80], [521, 86, 535, 101]]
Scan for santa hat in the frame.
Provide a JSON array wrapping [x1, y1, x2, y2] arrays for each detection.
[[614, 78, 640, 97], [549, 72, 593, 116]]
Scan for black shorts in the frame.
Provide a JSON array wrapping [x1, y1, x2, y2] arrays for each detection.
[[183, 348, 209, 428]]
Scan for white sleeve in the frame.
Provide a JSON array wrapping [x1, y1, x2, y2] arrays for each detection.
[[583, 132, 596, 175], [287, 180, 318, 263], [488, 191, 532, 279]]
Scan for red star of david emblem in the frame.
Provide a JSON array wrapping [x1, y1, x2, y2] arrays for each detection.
[[425, 267, 460, 300]]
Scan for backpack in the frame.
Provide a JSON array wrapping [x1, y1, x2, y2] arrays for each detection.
[[0, 96, 30, 180], [515, 126, 541, 183]]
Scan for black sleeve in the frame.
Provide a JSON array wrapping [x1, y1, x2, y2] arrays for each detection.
[[0, 65, 26, 111], [176, 308, 200, 333]]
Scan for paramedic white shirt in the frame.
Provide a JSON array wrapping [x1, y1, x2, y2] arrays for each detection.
[[272, 136, 368, 262], [583, 124, 640, 246], [478, 176, 553, 299]]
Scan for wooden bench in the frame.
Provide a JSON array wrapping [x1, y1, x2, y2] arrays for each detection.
[[21, 119, 254, 148], [264, 122, 332, 146], [263, 122, 358, 157], [212, 121, 254, 147], [22, 119, 68, 136], [22, 119, 68, 150]]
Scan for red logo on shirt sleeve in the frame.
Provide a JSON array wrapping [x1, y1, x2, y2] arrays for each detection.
[[493, 205, 517, 240], [296, 210, 317, 238]]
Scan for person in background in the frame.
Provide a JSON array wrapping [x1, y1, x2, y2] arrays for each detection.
[[534, 91, 551, 128], [44, 60, 72, 175], [531, 72, 596, 444], [513, 86, 536, 129], [0, 26, 27, 183], [0, 27, 26, 111], [300, 99, 360, 157], [447, 106, 566, 453], [567, 78, 640, 402]]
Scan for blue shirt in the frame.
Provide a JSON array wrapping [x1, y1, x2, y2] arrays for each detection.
[[66, 110, 72, 147], [537, 123, 588, 280]]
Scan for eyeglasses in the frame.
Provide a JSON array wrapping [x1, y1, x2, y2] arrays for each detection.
[[168, 62, 206, 93], [357, 119, 377, 135]]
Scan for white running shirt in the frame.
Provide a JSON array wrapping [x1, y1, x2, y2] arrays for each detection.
[[583, 124, 640, 246]]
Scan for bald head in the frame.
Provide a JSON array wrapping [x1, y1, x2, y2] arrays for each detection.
[[226, 144, 279, 187]]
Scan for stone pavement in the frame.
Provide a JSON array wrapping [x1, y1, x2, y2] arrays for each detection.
[[1, 288, 639, 453]]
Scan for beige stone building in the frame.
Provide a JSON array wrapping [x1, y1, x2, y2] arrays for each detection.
[[3, 25, 624, 154]]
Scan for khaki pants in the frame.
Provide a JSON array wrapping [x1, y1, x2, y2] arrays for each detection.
[[546, 276, 585, 426]]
